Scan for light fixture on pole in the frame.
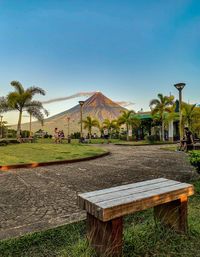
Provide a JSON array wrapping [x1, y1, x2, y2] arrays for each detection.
[[0, 115, 3, 139], [174, 83, 186, 139], [79, 101, 84, 138]]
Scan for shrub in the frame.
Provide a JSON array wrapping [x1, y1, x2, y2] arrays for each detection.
[[145, 135, 157, 143], [189, 151, 200, 173]]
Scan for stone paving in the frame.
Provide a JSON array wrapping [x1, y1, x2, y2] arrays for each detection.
[[0, 144, 199, 240]]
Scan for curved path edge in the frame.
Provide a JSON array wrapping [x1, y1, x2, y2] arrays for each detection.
[[0, 151, 110, 171]]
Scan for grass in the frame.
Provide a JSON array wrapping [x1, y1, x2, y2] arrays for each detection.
[[36, 138, 121, 144], [115, 140, 177, 146], [0, 143, 107, 165], [1, 180, 200, 257]]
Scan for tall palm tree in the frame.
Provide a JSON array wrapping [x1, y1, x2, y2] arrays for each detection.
[[181, 102, 196, 129], [149, 94, 174, 141], [102, 119, 119, 139], [118, 110, 135, 141], [26, 103, 49, 138], [82, 116, 99, 142], [0, 81, 46, 138]]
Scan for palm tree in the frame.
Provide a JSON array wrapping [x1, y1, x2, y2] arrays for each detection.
[[181, 102, 196, 129], [102, 119, 119, 139], [118, 110, 135, 141], [27, 103, 49, 138], [149, 94, 174, 141], [82, 116, 99, 142], [130, 116, 141, 139], [0, 81, 46, 138]]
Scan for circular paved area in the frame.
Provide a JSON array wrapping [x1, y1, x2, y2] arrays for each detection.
[[0, 144, 199, 240]]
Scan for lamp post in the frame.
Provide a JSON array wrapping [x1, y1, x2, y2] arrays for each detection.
[[174, 83, 186, 140], [67, 116, 71, 143], [67, 116, 70, 137], [0, 115, 3, 139], [79, 101, 84, 138]]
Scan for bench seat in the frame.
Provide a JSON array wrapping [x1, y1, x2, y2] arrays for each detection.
[[78, 178, 194, 256], [187, 143, 200, 151]]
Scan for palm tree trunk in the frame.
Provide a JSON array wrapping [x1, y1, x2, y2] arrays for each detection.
[[159, 127, 162, 141], [162, 120, 165, 141], [127, 124, 129, 141], [89, 127, 92, 143], [29, 113, 32, 138], [17, 110, 22, 139]]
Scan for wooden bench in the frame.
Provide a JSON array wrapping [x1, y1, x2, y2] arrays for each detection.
[[186, 143, 200, 151], [19, 138, 34, 143], [78, 178, 194, 257]]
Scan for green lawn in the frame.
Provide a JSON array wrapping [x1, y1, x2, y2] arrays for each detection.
[[36, 138, 121, 144], [115, 140, 177, 146], [0, 143, 107, 165], [1, 180, 200, 257]]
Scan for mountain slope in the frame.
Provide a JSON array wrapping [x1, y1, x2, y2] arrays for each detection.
[[19, 92, 127, 134]]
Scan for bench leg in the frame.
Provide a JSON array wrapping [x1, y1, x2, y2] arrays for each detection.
[[154, 197, 188, 233], [87, 213, 123, 257]]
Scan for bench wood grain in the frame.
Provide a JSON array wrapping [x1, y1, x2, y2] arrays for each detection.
[[77, 178, 194, 257]]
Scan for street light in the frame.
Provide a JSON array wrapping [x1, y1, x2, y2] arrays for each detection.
[[0, 115, 3, 139], [79, 101, 84, 138], [174, 83, 186, 139]]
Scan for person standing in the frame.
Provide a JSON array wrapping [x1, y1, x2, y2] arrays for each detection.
[[54, 128, 58, 144], [102, 126, 109, 144]]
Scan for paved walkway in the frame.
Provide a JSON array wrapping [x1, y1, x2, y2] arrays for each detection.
[[0, 144, 198, 240]]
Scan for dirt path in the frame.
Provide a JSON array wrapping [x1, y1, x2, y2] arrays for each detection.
[[0, 144, 198, 240]]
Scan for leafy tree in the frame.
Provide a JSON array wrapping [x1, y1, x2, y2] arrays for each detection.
[[149, 94, 174, 141], [82, 116, 99, 142], [0, 81, 47, 138], [118, 110, 135, 141], [102, 119, 119, 139]]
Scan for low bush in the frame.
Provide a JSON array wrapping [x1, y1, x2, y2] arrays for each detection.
[[189, 151, 200, 173], [145, 135, 157, 143]]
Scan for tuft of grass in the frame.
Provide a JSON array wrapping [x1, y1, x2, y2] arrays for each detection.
[[0, 143, 107, 165], [1, 181, 200, 257]]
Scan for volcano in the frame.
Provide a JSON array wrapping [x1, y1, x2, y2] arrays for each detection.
[[20, 92, 127, 134]]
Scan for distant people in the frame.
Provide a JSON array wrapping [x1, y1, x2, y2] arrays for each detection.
[[178, 127, 194, 151], [80, 136, 87, 143], [94, 133, 97, 139], [54, 128, 58, 144], [59, 130, 65, 143], [102, 126, 109, 143]]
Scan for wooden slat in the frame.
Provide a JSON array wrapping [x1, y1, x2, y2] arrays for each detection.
[[77, 178, 167, 209], [85, 180, 180, 204], [79, 178, 167, 198], [84, 180, 182, 216], [77, 178, 194, 222], [100, 184, 194, 221]]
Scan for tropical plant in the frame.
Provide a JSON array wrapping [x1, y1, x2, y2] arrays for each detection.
[[27, 104, 49, 138], [117, 110, 136, 141], [181, 102, 198, 129], [102, 119, 119, 139], [0, 81, 47, 138], [82, 116, 99, 142], [149, 94, 174, 141]]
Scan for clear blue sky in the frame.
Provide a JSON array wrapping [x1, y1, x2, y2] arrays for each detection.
[[1, 0, 200, 124]]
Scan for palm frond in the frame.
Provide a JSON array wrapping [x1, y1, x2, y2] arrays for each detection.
[[10, 81, 24, 95], [27, 86, 46, 96]]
